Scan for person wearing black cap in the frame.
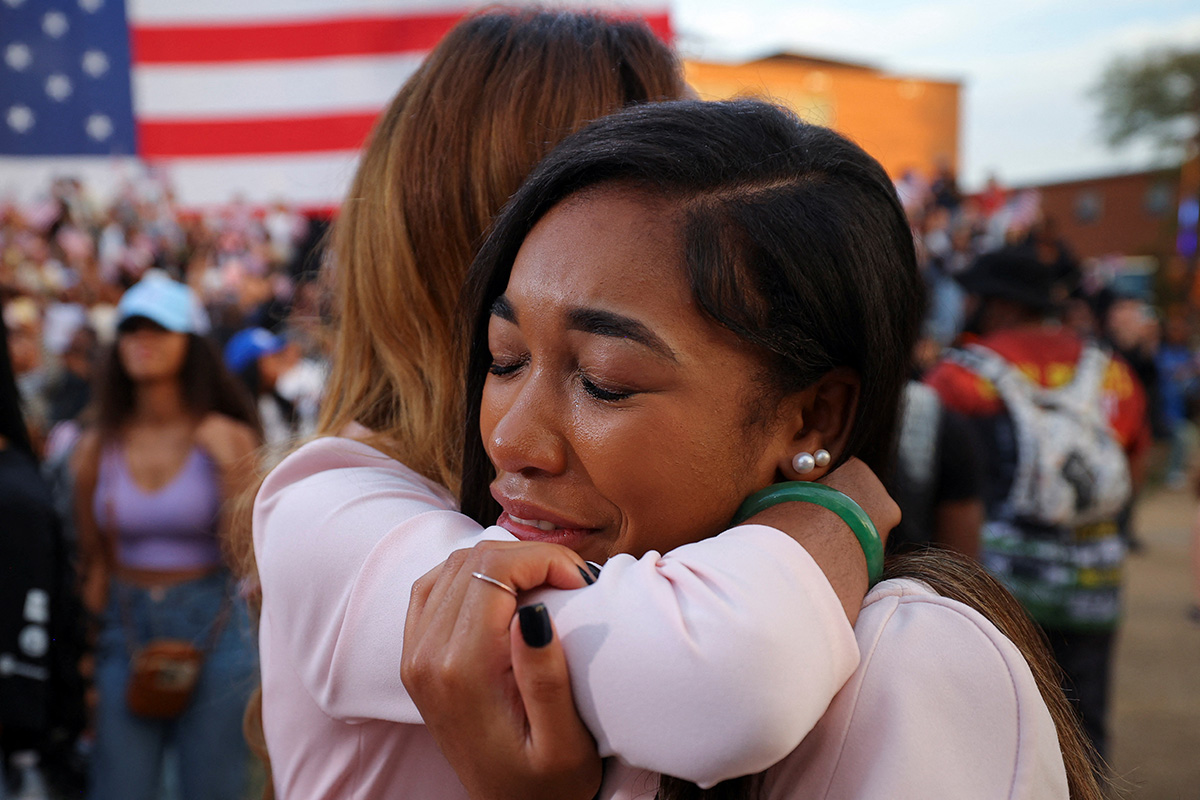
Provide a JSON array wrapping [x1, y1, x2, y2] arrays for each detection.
[[925, 246, 1152, 763]]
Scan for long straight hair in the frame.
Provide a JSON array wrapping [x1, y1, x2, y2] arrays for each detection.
[[317, 8, 683, 496], [91, 333, 260, 439], [460, 99, 1104, 800], [236, 12, 682, 796]]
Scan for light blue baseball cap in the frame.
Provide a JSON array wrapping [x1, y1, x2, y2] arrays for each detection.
[[116, 276, 208, 334]]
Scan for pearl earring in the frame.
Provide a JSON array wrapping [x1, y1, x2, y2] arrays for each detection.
[[814, 449, 831, 468], [792, 452, 816, 474]]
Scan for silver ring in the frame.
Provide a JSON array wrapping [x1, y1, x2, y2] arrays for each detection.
[[470, 572, 518, 597]]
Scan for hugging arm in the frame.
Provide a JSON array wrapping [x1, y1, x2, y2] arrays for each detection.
[[406, 458, 897, 791]]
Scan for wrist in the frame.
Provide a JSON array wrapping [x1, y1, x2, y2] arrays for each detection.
[[743, 503, 869, 625], [733, 481, 883, 585]]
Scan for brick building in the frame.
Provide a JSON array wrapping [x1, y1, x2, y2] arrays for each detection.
[[1022, 168, 1182, 261], [683, 52, 960, 180]]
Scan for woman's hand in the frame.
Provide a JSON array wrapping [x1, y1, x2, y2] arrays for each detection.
[[817, 457, 901, 551], [744, 457, 900, 625], [402, 541, 602, 800]]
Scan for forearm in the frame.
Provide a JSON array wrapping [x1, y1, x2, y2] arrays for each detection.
[[531, 524, 859, 786], [743, 502, 868, 624], [933, 498, 983, 559]]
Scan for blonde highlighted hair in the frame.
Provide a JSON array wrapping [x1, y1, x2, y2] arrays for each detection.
[[318, 8, 684, 494], [236, 12, 682, 795]]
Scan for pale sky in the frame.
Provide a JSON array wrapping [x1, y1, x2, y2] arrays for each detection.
[[670, 0, 1200, 190]]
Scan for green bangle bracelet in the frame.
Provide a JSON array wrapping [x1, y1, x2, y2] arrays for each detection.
[[731, 481, 884, 586]]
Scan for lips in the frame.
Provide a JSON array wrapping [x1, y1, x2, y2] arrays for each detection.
[[507, 513, 557, 532], [491, 490, 599, 547]]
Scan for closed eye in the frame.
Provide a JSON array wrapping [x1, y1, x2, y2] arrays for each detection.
[[488, 354, 528, 377], [580, 372, 634, 402]]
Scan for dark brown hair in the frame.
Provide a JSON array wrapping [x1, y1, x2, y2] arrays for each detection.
[[93, 333, 260, 438], [460, 99, 1104, 800]]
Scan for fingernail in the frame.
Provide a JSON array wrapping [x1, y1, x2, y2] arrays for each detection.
[[518, 603, 553, 648], [578, 565, 596, 585], [585, 561, 602, 580]]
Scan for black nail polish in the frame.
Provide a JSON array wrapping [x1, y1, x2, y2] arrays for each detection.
[[585, 561, 602, 580], [518, 603, 552, 648], [578, 565, 596, 585]]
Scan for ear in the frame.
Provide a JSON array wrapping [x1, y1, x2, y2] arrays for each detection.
[[775, 367, 861, 481]]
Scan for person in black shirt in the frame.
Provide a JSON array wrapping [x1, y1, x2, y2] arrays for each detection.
[[891, 380, 984, 558], [0, 320, 87, 795]]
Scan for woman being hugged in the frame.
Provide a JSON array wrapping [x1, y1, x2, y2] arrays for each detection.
[[252, 9, 901, 800], [405, 98, 1104, 799], [74, 275, 261, 800]]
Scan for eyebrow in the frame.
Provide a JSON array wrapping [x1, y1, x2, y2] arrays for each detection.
[[490, 296, 516, 322], [490, 295, 677, 362], [566, 307, 678, 362]]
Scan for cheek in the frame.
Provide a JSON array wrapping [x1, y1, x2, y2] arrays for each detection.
[[116, 340, 138, 372], [593, 404, 776, 556], [163, 339, 189, 372]]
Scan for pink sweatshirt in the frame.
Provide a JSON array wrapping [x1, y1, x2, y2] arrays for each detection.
[[254, 434, 858, 797], [253, 434, 1067, 798], [601, 580, 1069, 798]]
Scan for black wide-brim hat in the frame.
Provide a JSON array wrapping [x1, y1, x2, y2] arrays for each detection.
[[955, 247, 1057, 313]]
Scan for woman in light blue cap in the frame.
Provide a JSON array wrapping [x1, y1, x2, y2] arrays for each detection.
[[72, 276, 263, 800]]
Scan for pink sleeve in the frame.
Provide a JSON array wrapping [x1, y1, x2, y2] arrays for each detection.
[[256, 440, 859, 784], [768, 580, 1069, 798], [531, 524, 860, 788], [253, 437, 510, 723]]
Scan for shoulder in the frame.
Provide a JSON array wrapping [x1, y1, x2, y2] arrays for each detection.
[[925, 357, 1002, 416], [1101, 351, 1145, 401], [195, 412, 259, 465], [836, 579, 1067, 796], [256, 435, 458, 517], [985, 327, 1080, 362], [854, 579, 1045, 698], [769, 577, 1067, 798], [71, 429, 104, 485]]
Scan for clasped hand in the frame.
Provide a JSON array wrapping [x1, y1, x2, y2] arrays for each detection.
[[402, 540, 602, 800]]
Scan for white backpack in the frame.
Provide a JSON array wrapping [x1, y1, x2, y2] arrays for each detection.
[[957, 343, 1132, 528]]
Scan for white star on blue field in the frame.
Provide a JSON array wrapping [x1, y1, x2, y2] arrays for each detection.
[[0, 0, 135, 156]]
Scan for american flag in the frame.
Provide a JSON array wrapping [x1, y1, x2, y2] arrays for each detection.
[[0, 0, 671, 211]]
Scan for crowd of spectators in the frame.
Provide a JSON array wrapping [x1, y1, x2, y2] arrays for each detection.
[[2, 163, 1198, 795], [2, 176, 330, 466], [899, 163, 1196, 460]]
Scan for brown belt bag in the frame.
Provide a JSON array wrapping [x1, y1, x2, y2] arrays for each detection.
[[125, 639, 204, 719], [119, 584, 231, 720]]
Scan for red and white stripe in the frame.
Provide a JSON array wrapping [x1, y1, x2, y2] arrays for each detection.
[[130, 0, 670, 210]]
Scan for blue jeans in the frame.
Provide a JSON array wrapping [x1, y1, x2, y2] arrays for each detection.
[[88, 572, 257, 800]]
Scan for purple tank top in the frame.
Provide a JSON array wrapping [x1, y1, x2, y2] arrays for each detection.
[[93, 444, 224, 571]]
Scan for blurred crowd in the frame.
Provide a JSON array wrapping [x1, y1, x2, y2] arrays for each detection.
[[2, 176, 330, 466], [1, 177, 331, 797], [2, 163, 1200, 797], [901, 163, 1196, 486]]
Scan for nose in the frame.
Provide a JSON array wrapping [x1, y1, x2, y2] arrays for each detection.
[[483, 369, 568, 479]]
